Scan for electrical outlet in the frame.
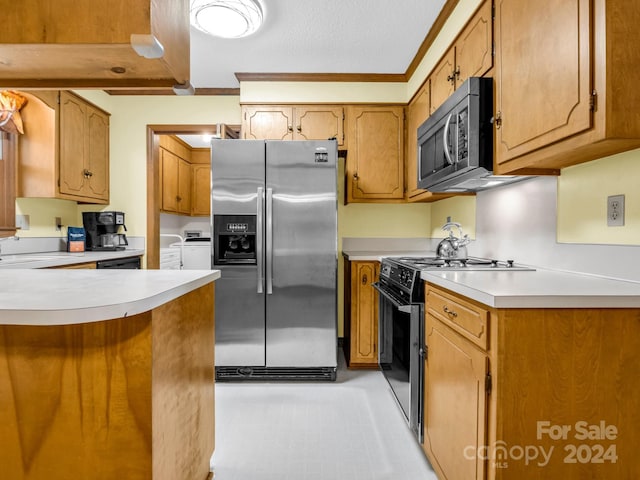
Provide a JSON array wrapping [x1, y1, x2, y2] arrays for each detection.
[[55, 217, 62, 231], [607, 195, 625, 227]]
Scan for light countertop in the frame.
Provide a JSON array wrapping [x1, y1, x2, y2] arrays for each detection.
[[342, 250, 435, 261], [0, 249, 145, 269], [0, 269, 221, 325], [422, 268, 640, 308]]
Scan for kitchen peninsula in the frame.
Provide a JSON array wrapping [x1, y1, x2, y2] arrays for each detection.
[[0, 269, 220, 480]]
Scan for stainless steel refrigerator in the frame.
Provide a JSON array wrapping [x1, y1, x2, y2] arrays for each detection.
[[211, 139, 338, 381]]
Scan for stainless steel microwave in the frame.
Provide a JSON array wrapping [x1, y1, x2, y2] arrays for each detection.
[[417, 77, 494, 192]]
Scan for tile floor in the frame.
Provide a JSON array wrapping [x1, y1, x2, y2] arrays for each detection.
[[211, 350, 438, 480]]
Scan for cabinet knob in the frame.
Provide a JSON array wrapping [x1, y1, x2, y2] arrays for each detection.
[[288, 125, 293, 132], [447, 67, 461, 83], [83, 169, 93, 178], [353, 172, 359, 180], [296, 125, 302, 132], [362, 274, 368, 285], [177, 196, 182, 202]]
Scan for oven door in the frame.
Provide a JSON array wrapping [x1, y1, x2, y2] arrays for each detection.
[[372, 283, 424, 443]]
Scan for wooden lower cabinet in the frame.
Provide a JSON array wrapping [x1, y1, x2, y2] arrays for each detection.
[[423, 286, 489, 480], [343, 260, 379, 368], [422, 284, 640, 479], [0, 283, 214, 480], [47, 261, 97, 269]]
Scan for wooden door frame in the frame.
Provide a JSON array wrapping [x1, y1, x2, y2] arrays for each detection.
[[146, 124, 218, 269]]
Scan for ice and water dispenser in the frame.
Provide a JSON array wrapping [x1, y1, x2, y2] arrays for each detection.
[[213, 215, 257, 265]]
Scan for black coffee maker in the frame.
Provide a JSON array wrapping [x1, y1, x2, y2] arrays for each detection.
[[82, 211, 128, 251]]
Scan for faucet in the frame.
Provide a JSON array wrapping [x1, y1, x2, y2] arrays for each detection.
[[0, 235, 20, 258]]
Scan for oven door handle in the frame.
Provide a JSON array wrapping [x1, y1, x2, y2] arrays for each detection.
[[372, 282, 414, 314]]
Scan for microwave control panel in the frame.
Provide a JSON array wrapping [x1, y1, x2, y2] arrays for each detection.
[[457, 109, 469, 163]]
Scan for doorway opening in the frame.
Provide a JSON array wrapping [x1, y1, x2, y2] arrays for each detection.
[[146, 124, 240, 268]]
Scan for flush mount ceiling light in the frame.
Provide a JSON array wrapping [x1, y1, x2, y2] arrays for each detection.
[[190, 0, 264, 39]]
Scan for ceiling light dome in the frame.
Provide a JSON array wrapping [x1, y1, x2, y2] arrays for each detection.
[[190, 0, 264, 39]]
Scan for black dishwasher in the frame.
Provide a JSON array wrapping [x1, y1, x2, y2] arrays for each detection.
[[96, 257, 141, 269]]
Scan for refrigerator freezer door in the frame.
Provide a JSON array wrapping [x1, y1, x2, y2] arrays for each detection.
[[214, 265, 266, 366], [212, 139, 266, 367], [265, 140, 338, 367]]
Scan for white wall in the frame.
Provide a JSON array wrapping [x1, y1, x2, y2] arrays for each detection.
[[470, 176, 640, 282]]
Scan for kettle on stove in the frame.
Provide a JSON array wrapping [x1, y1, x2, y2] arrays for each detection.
[[436, 220, 470, 259]]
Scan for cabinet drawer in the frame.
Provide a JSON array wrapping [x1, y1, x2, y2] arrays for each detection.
[[426, 286, 489, 350]]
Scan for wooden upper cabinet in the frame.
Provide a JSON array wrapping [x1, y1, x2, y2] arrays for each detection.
[[18, 91, 110, 204], [429, 50, 456, 115], [495, 0, 591, 167], [406, 83, 430, 198], [59, 92, 109, 202], [455, 0, 493, 86], [241, 105, 345, 146], [191, 147, 211, 217], [161, 149, 179, 213], [191, 164, 211, 216], [429, 0, 493, 114], [494, 0, 640, 173], [242, 106, 294, 141], [295, 106, 345, 146], [160, 148, 191, 215], [0, 0, 190, 90], [345, 105, 405, 203], [177, 157, 192, 214]]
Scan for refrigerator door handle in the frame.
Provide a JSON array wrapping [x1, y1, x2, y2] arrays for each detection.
[[256, 187, 264, 294], [266, 187, 273, 295]]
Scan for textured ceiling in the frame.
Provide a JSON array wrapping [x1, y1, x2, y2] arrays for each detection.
[[189, 0, 448, 88]]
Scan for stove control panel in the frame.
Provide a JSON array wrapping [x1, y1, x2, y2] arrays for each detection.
[[379, 260, 423, 302]]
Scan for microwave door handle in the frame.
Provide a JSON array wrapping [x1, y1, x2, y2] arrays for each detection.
[[443, 112, 454, 166], [256, 187, 264, 294]]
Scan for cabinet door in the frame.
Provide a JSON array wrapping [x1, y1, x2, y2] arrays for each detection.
[[406, 83, 430, 199], [495, 0, 591, 164], [429, 50, 456, 114], [242, 106, 294, 140], [161, 148, 179, 213], [294, 106, 345, 146], [84, 104, 109, 201], [349, 261, 379, 366], [191, 164, 210, 216], [177, 157, 192, 215], [423, 314, 488, 480], [346, 105, 404, 202], [59, 91, 87, 197], [455, 0, 493, 86]]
